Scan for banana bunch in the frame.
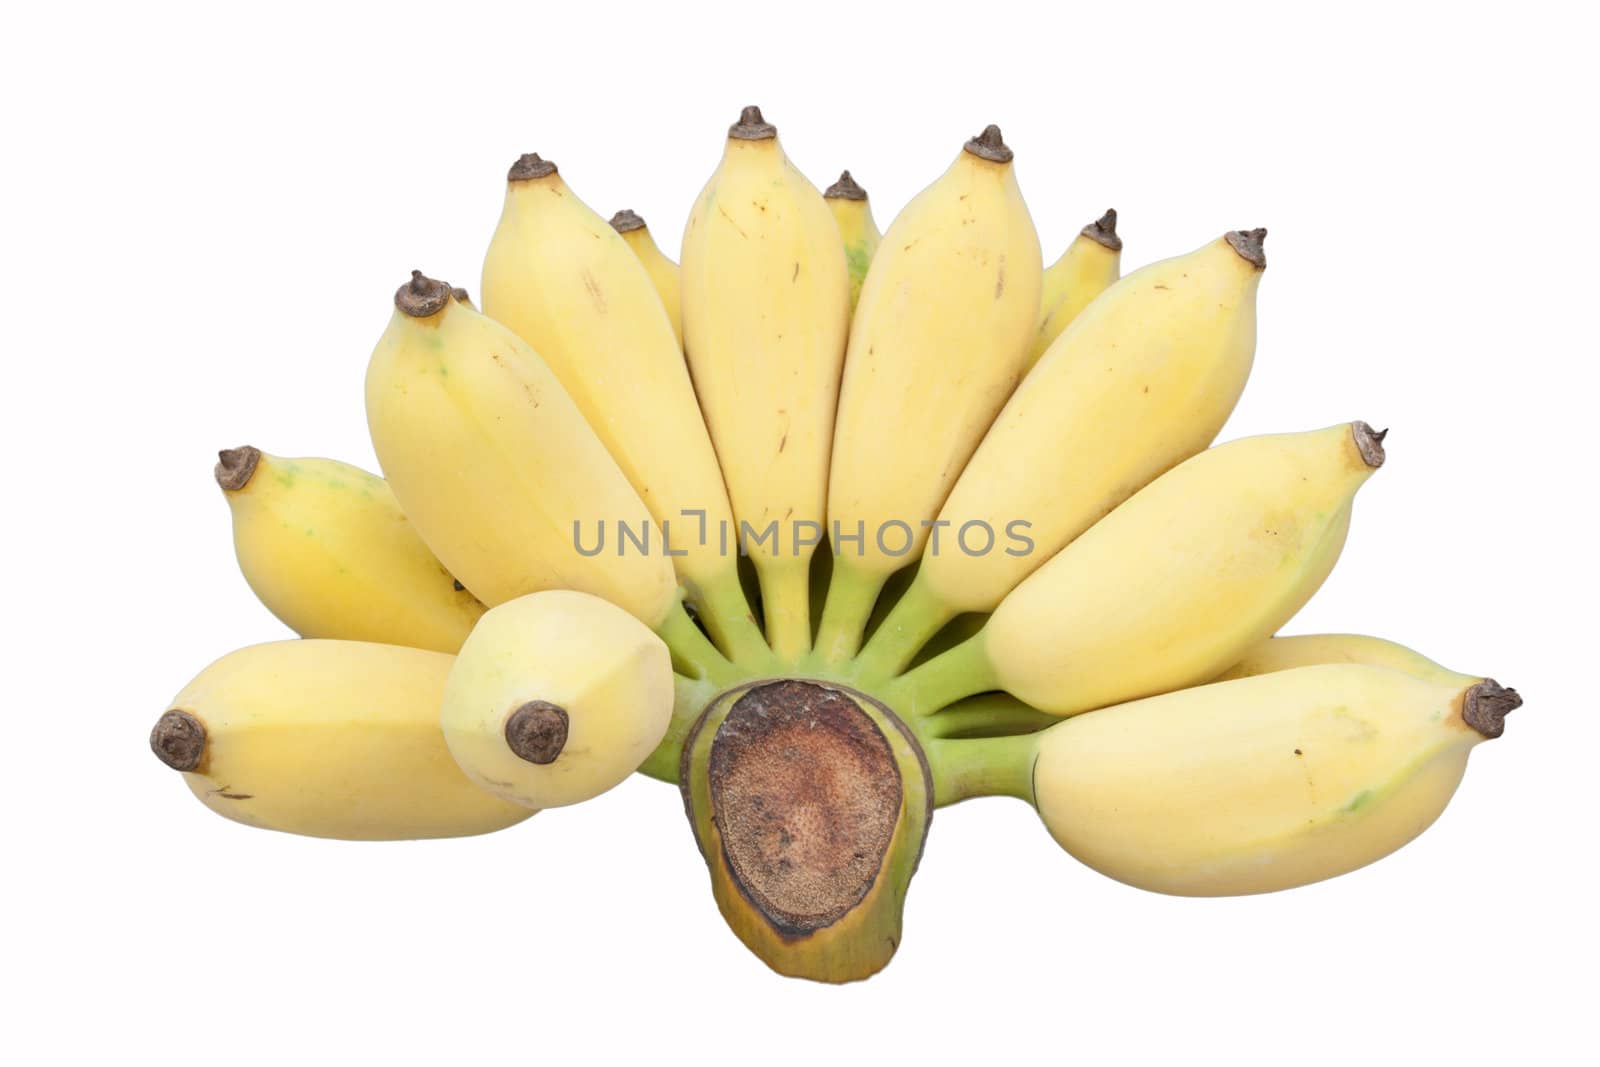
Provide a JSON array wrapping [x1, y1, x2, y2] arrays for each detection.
[[150, 106, 1522, 984]]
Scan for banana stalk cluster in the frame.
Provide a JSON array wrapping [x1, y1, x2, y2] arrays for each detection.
[[150, 106, 1522, 984]]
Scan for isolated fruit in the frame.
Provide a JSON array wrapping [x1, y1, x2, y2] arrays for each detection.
[[680, 106, 851, 660], [1029, 209, 1123, 365], [891, 421, 1383, 716], [610, 209, 683, 345], [823, 170, 881, 309], [1029, 664, 1520, 895], [441, 590, 674, 809], [858, 228, 1265, 677], [215, 446, 483, 652], [481, 158, 764, 662], [149, 640, 532, 840], [818, 125, 1042, 662], [1217, 632, 1479, 687]]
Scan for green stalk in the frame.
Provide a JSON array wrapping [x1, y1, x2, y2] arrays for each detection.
[[924, 693, 1060, 738], [657, 601, 740, 686], [881, 633, 997, 717], [637, 672, 719, 783], [692, 567, 776, 670], [852, 575, 955, 682], [755, 556, 813, 665], [812, 557, 888, 666], [926, 733, 1039, 806]]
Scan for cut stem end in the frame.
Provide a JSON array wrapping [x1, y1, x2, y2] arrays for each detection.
[[394, 270, 452, 318], [824, 170, 868, 201], [1226, 228, 1268, 269], [505, 701, 570, 764], [1082, 208, 1122, 251], [214, 446, 260, 491], [151, 710, 206, 772], [964, 124, 1013, 163], [1463, 680, 1521, 739]]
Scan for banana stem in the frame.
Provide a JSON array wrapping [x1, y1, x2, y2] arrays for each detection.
[[926, 733, 1038, 807], [924, 694, 1059, 739], [657, 602, 740, 686], [691, 568, 775, 669], [882, 635, 996, 717], [637, 673, 719, 783], [813, 558, 887, 665], [853, 576, 955, 682], [755, 555, 814, 665]]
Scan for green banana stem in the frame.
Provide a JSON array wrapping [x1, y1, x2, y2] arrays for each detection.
[[755, 557, 814, 665], [882, 635, 997, 717], [637, 672, 719, 783], [852, 576, 955, 682], [657, 602, 741, 686], [926, 733, 1038, 806], [813, 558, 888, 665], [924, 693, 1060, 738], [692, 568, 776, 669]]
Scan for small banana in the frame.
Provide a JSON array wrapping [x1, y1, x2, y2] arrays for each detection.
[[1030, 664, 1521, 895], [149, 640, 532, 840], [1028, 209, 1122, 366], [823, 170, 881, 310], [215, 445, 483, 653], [441, 590, 674, 809], [818, 125, 1042, 663], [609, 209, 683, 346], [858, 228, 1264, 678], [1218, 633, 1478, 687], [890, 421, 1383, 716]]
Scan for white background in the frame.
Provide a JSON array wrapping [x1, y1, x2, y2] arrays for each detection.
[[4, 1, 1595, 1063]]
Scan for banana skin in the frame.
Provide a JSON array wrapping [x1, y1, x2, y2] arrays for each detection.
[[1028, 208, 1122, 366], [610, 209, 683, 346], [823, 169, 882, 310]]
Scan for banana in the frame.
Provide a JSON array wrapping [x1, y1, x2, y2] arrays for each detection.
[[450, 286, 475, 309], [823, 170, 881, 310], [818, 125, 1042, 663], [857, 228, 1265, 678], [149, 640, 532, 840], [482, 156, 765, 664], [1218, 633, 1478, 687], [365, 272, 728, 678], [441, 590, 673, 808], [1029, 664, 1520, 895], [1028, 209, 1122, 366], [609, 209, 683, 346], [889, 421, 1384, 716], [215, 445, 484, 653], [680, 106, 851, 661]]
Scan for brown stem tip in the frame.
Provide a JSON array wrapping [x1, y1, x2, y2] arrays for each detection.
[[609, 209, 646, 233], [508, 152, 557, 181], [1352, 421, 1388, 468], [729, 105, 776, 141], [151, 710, 206, 772], [1082, 208, 1122, 251], [450, 287, 473, 308], [215, 446, 260, 491], [394, 270, 452, 318], [1463, 679, 1521, 739], [824, 170, 868, 201], [964, 124, 1013, 163], [505, 701, 569, 765], [1226, 227, 1268, 269]]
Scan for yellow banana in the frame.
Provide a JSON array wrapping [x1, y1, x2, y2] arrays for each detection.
[[890, 421, 1384, 716], [609, 209, 683, 346], [1218, 633, 1478, 687], [1028, 209, 1122, 366], [1030, 664, 1520, 895], [823, 170, 881, 310], [441, 590, 673, 809], [365, 272, 726, 678], [482, 156, 764, 664], [215, 445, 483, 653], [450, 286, 474, 309], [857, 228, 1265, 678], [680, 106, 851, 661], [818, 125, 1042, 663], [149, 640, 532, 840]]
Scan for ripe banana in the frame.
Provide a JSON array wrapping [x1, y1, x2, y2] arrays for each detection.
[[823, 170, 881, 310], [858, 228, 1265, 678], [1028, 209, 1122, 366], [1030, 664, 1520, 895], [680, 106, 851, 661], [1218, 633, 1478, 687], [149, 640, 532, 840], [609, 209, 683, 346], [215, 445, 483, 653], [441, 590, 673, 808], [890, 421, 1384, 716], [482, 156, 765, 664], [818, 125, 1042, 663]]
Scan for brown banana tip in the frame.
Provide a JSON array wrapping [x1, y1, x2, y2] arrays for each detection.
[[151, 710, 206, 771], [1351, 421, 1387, 468], [508, 152, 557, 181], [1226, 227, 1268, 269], [964, 124, 1013, 163], [1463, 680, 1521, 739], [505, 701, 570, 765], [1082, 208, 1122, 251], [394, 270, 453, 318], [609, 209, 646, 233], [729, 105, 777, 141], [824, 170, 868, 201], [450, 287, 472, 306], [214, 446, 260, 491]]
